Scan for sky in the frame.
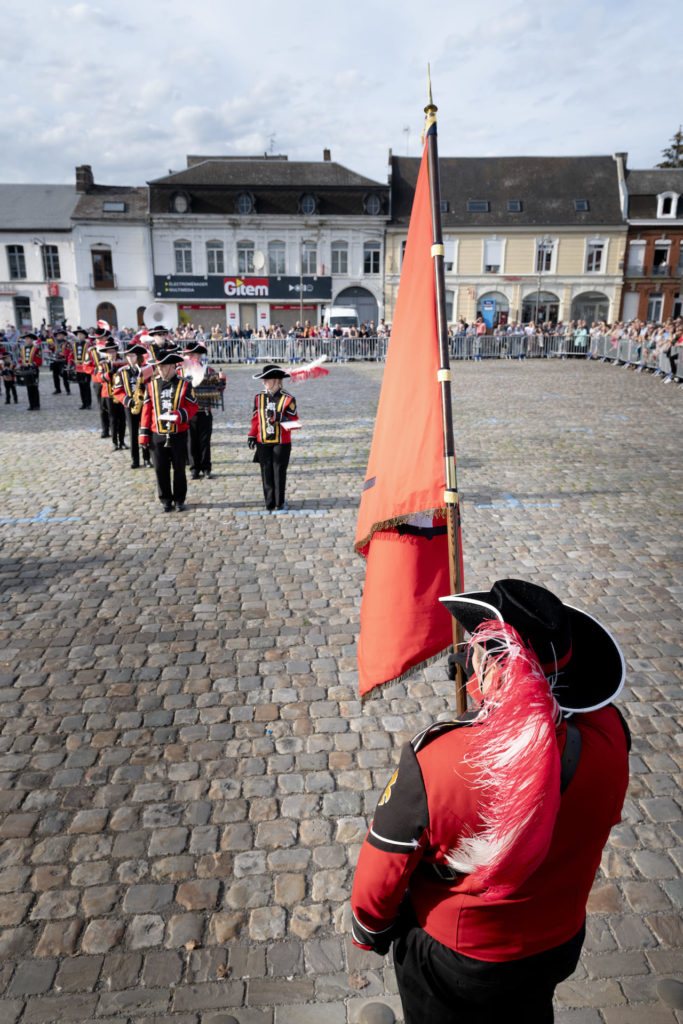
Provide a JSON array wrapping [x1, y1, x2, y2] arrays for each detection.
[[2, 0, 681, 187]]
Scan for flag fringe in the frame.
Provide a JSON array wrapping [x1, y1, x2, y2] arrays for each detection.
[[354, 506, 448, 557], [360, 648, 450, 703]]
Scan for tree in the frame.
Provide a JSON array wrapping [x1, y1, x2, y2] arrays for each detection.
[[656, 126, 683, 168]]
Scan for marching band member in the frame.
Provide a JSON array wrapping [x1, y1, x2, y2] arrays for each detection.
[[113, 341, 152, 469], [52, 328, 71, 395], [18, 332, 43, 411], [69, 327, 92, 409], [182, 341, 223, 480], [101, 338, 126, 451], [139, 350, 198, 512], [247, 364, 299, 511], [87, 327, 111, 437], [2, 352, 18, 405]]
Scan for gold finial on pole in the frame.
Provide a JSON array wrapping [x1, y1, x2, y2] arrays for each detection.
[[422, 63, 437, 142]]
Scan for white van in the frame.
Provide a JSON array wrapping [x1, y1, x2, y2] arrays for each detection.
[[323, 306, 360, 332]]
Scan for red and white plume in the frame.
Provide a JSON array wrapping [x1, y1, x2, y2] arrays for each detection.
[[446, 621, 562, 900], [284, 355, 329, 382], [97, 319, 111, 331]]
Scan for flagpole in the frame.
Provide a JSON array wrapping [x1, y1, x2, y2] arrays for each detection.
[[424, 70, 466, 714]]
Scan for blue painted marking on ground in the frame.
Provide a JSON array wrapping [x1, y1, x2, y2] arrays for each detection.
[[235, 509, 328, 517], [0, 505, 83, 524], [556, 427, 594, 434], [474, 493, 562, 511]]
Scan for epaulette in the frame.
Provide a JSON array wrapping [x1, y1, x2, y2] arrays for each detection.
[[411, 711, 479, 753]]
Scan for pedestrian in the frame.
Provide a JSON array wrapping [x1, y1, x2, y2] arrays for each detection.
[[247, 364, 299, 511], [112, 341, 152, 469], [351, 578, 630, 1024], [139, 349, 198, 512]]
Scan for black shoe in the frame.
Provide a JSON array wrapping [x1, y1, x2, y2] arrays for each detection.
[[131, 462, 139, 469], [119, 442, 127, 449], [101, 431, 110, 438], [205, 472, 213, 479], [52, 390, 60, 395], [191, 472, 200, 480], [162, 502, 173, 512], [176, 503, 186, 512]]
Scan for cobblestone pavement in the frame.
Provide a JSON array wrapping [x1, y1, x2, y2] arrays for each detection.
[[0, 360, 681, 1024]]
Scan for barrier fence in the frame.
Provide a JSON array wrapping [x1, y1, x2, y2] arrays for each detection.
[[5, 334, 679, 380]]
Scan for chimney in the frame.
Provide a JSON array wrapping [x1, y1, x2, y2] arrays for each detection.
[[323, 148, 331, 162], [75, 165, 94, 193]]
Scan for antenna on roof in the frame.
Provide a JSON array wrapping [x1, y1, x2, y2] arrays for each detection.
[[269, 133, 276, 154], [403, 126, 410, 155]]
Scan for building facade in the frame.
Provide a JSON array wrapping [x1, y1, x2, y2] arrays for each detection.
[[620, 168, 683, 322], [0, 185, 78, 329], [386, 155, 629, 327], [147, 152, 389, 331]]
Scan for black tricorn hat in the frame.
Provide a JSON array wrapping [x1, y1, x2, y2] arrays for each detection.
[[440, 579, 625, 714], [252, 364, 290, 380], [156, 350, 184, 365], [74, 326, 88, 335], [91, 326, 108, 338], [21, 331, 38, 340], [103, 339, 119, 351], [184, 342, 207, 354], [125, 343, 148, 355], [148, 325, 171, 336]]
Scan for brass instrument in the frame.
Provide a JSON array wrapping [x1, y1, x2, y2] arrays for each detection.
[[129, 371, 147, 416]]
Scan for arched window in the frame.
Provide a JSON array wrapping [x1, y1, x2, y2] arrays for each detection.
[[97, 302, 118, 328], [657, 191, 679, 218], [300, 194, 317, 215], [301, 241, 317, 275], [237, 240, 255, 274], [364, 194, 382, 216], [136, 306, 146, 327], [331, 241, 348, 275], [174, 240, 192, 274], [237, 193, 253, 215], [268, 241, 286, 275], [206, 240, 224, 275], [363, 241, 381, 275]]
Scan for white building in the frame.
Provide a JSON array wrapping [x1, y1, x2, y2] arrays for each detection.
[[0, 185, 78, 330], [147, 152, 390, 331]]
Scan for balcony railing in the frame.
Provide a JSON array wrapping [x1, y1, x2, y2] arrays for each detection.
[[89, 273, 118, 289], [651, 264, 670, 277]]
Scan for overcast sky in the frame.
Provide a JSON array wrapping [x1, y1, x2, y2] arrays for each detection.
[[3, 0, 680, 187]]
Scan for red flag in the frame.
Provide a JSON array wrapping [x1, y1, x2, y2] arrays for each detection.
[[355, 138, 458, 696]]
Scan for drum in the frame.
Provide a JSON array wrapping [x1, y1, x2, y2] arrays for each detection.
[[67, 365, 79, 382], [16, 367, 38, 387], [194, 372, 225, 410]]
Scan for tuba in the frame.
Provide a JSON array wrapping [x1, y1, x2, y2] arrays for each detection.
[[143, 302, 178, 332]]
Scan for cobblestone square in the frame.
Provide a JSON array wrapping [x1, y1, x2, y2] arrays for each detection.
[[0, 360, 681, 1023]]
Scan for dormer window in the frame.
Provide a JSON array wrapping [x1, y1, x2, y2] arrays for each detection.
[[236, 192, 254, 215], [574, 199, 589, 212], [103, 201, 126, 212], [508, 200, 522, 213], [365, 194, 382, 215], [656, 191, 679, 218], [300, 194, 317, 215], [468, 200, 489, 213]]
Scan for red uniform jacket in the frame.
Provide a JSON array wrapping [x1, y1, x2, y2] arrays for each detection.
[[139, 375, 198, 441], [248, 390, 298, 444], [351, 705, 629, 962], [20, 342, 42, 367], [112, 360, 149, 408]]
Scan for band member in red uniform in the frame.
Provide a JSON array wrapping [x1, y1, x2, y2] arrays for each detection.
[[113, 342, 152, 469], [247, 365, 299, 511], [2, 352, 18, 404], [18, 332, 43, 410], [351, 579, 630, 1024], [139, 350, 198, 512], [52, 328, 71, 395], [181, 341, 223, 480], [101, 338, 126, 451], [69, 327, 92, 409], [87, 327, 111, 437]]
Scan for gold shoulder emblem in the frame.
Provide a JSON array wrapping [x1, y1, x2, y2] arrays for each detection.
[[378, 768, 399, 807]]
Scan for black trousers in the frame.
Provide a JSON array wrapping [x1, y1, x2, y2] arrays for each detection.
[[188, 410, 213, 473], [256, 442, 291, 509], [125, 408, 149, 466], [393, 916, 585, 1024], [77, 375, 92, 408], [26, 382, 40, 409], [107, 398, 126, 447], [95, 383, 109, 434], [150, 433, 188, 505], [61, 367, 71, 394], [52, 362, 66, 392], [4, 382, 17, 403]]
